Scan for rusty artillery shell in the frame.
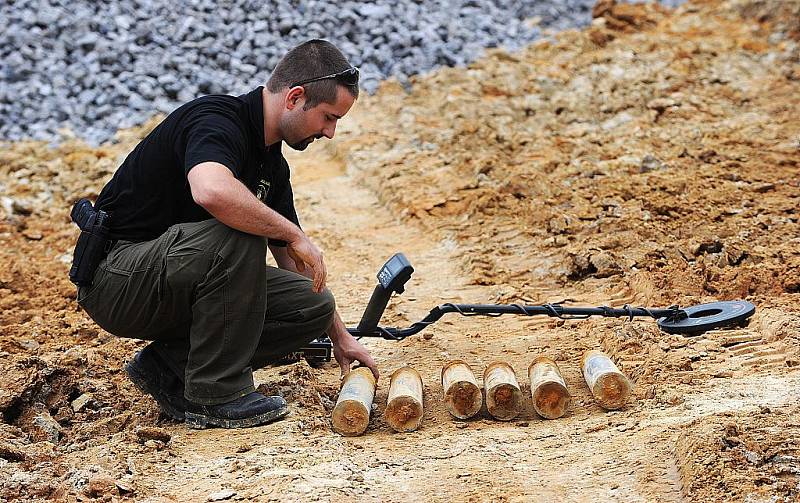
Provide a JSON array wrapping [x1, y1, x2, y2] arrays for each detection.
[[581, 350, 632, 410], [385, 366, 424, 432], [441, 360, 483, 419], [528, 356, 571, 419], [483, 361, 523, 421], [331, 367, 376, 436]]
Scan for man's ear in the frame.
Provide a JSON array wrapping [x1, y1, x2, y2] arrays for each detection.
[[285, 86, 305, 111]]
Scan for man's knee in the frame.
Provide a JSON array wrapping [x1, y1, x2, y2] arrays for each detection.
[[172, 219, 266, 262], [299, 287, 335, 342], [297, 285, 335, 330], [216, 225, 267, 264], [316, 287, 336, 322]]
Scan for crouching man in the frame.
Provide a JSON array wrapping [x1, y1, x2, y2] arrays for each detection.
[[74, 39, 378, 429]]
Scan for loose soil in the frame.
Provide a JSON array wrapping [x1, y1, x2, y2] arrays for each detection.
[[1, 0, 799, 501]]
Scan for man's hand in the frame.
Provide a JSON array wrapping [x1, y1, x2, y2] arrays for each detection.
[[286, 234, 327, 293], [327, 312, 378, 380], [333, 331, 379, 380]]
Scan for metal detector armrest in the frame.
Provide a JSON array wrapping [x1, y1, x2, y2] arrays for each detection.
[[355, 253, 414, 336]]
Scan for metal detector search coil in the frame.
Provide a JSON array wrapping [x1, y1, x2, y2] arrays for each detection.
[[657, 300, 755, 335]]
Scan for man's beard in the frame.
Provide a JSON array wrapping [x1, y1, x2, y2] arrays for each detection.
[[287, 134, 321, 151], [282, 112, 318, 151], [288, 136, 314, 151]]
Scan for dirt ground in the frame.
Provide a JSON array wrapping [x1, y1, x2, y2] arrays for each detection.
[[1, 0, 799, 501]]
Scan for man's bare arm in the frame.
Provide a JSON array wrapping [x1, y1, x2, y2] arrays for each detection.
[[269, 244, 308, 276], [189, 162, 300, 241], [187, 161, 326, 292]]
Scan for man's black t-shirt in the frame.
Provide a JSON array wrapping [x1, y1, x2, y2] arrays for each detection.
[[95, 86, 299, 245]]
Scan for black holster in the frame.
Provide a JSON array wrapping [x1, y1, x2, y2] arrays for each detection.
[[69, 199, 113, 287]]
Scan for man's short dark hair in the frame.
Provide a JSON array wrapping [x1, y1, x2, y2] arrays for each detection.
[[267, 39, 359, 110]]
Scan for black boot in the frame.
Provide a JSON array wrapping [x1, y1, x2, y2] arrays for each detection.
[[185, 392, 289, 429], [125, 345, 188, 421]]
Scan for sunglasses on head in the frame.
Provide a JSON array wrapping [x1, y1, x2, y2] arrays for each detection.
[[291, 66, 360, 88]]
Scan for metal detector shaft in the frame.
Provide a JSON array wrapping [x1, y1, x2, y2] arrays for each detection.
[[427, 303, 678, 319], [347, 302, 684, 340]]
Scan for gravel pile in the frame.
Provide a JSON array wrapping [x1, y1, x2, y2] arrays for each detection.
[[1, 0, 682, 145]]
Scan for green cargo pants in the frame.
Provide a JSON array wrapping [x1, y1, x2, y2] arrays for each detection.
[[77, 218, 335, 405]]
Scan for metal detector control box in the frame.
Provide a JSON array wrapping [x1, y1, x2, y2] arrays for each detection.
[[377, 253, 414, 293], [357, 253, 414, 335]]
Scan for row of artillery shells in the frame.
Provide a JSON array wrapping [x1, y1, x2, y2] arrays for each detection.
[[331, 351, 631, 436], [331, 366, 425, 436]]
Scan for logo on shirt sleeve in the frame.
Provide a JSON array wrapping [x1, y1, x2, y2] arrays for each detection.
[[255, 179, 271, 203]]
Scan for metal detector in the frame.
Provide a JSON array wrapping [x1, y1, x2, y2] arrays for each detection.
[[297, 253, 756, 364]]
